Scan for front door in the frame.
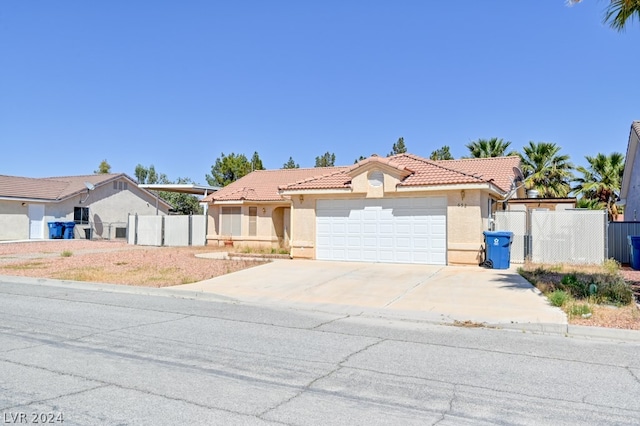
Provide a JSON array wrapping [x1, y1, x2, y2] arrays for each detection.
[[28, 204, 45, 239]]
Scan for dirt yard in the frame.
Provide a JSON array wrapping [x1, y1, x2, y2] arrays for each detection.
[[0, 240, 263, 287]]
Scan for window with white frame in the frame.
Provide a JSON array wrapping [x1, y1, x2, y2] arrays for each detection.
[[221, 207, 241, 236]]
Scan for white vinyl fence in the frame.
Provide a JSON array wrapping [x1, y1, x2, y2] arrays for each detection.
[[128, 214, 206, 247], [493, 209, 607, 265]]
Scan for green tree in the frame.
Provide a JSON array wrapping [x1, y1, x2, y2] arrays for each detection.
[[134, 165, 202, 215], [388, 137, 407, 156], [282, 157, 300, 169], [206, 152, 253, 187], [94, 159, 111, 174], [429, 145, 453, 160], [465, 138, 516, 158], [315, 152, 336, 167], [519, 141, 574, 198], [134, 164, 148, 183], [572, 152, 625, 220], [250, 151, 265, 171], [576, 197, 605, 210], [135, 164, 165, 184], [569, 0, 640, 31], [161, 177, 203, 215], [354, 155, 366, 163]]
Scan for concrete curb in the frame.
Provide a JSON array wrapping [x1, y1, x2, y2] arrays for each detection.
[[493, 321, 640, 342]]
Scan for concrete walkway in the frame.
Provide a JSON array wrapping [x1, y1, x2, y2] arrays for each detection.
[[172, 260, 567, 326]]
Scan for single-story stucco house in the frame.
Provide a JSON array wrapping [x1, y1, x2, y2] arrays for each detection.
[[621, 121, 640, 222], [0, 173, 171, 241], [204, 153, 524, 266]]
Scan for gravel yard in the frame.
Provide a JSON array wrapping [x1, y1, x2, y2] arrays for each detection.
[[0, 240, 263, 287]]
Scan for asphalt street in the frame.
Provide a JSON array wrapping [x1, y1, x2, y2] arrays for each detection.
[[0, 277, 639, 425]]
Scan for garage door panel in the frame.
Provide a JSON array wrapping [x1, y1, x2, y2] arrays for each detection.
[[316, 198, 447, 265]]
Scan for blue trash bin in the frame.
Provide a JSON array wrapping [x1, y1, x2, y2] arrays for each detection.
[[628, 236, 640, 270], [48, 222, 63, 239], [483, 231, 514, 269], [62, 222, 76, 239]]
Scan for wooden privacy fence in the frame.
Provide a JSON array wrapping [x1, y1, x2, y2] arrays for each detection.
[[127, 214, 206, 247]]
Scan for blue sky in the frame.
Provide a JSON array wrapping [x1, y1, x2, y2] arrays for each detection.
[[1, 1, 638, 184]]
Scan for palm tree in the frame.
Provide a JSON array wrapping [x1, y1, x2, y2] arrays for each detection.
[[465, 137, 517, 158], [519, 141, 574, 198], [569, 0, 640, 31], [572, 152, 625, 220]]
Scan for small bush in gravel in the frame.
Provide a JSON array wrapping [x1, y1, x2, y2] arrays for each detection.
[[598, 277, 634, 305], [568, 303, 592, 318], [61, 250, 73, 257], [548, 290, 571, 307]]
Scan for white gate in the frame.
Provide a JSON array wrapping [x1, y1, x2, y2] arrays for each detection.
[[494, 209, 607, 265], [128, 214, 206, 247], [494, 211, 527, 263]]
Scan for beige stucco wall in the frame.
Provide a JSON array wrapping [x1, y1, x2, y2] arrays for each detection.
[[289, 181, 494, 265], [206, 203, 290, 249], [0, 202, 30, 240]]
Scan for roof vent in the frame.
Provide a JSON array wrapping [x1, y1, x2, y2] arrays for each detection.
[[527, 189, 539, 198]]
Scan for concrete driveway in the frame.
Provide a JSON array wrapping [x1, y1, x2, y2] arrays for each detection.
[[172, 260, 566, 325]]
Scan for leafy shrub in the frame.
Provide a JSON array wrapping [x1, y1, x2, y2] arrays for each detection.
[[548, 290, 571, 307], [559, 274, 589, 298], [602, 258, 621, 275], [598, 277, 634, 305], [568, 303, 592, 317], [61, 250, 73, 257]]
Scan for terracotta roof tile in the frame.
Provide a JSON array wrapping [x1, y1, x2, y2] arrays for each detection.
[[204, 167, 349, 202], [206, 154, 521, 202]]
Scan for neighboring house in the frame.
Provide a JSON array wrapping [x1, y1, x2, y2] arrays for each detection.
[[621, 121, 640, 221], [204, 153, 523, 265], [505, 197, 577, 212], [0, 173, 171, 241]]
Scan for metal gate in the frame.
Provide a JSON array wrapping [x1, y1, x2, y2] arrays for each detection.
[[493, 210, 607, 264], [608, 222, 640, 264]]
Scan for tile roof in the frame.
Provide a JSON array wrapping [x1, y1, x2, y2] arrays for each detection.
[[284, 154, 521, 193], [203, 167, 349, 202], [0, 173, 130, 201], [206, 154, 521, 202]]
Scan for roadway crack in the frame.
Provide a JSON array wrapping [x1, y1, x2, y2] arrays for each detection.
[[433, 384, 457, 426], [310, 314, 351, 330], [628, 367, 640, 385], [257, 338, 386, 419], [0, 358, 285, 423], [1, 384, 110, 411]]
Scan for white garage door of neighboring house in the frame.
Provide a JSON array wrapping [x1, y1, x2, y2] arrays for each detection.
[[316, 198, 447, 265]]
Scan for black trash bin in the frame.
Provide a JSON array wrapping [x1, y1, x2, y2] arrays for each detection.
[[483, 231, 514, 269], [84, 228, 93, 240]]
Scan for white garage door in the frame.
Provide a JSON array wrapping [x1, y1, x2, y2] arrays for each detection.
[[316, 198, 447, 265]]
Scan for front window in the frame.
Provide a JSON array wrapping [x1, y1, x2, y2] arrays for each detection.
[[74, 207, 89, 224], [221, 207, 241, 236]]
